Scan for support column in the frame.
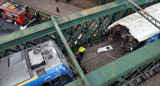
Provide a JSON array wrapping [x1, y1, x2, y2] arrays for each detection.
[[51, 16, 90, 86]]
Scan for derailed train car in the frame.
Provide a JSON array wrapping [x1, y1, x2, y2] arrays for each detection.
[[106, 3, 160, 52], [0, 40, 77, 86]]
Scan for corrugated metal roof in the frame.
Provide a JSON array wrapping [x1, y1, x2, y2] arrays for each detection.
[[109, 3, 160, 42]]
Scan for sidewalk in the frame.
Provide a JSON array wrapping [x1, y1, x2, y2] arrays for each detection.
[[15, 0, 82, 17]]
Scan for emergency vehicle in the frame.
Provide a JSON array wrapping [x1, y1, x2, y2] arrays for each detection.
[[0, 1, 31, 24]]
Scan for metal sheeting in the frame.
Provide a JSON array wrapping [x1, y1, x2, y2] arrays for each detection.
[[28, 48, 44, 66], [109, 3, 160, 42], [8, 51, 23, 67], [0, 51, 31, 86]]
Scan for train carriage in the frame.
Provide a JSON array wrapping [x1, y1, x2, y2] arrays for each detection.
[[0, 40, 75, 86]]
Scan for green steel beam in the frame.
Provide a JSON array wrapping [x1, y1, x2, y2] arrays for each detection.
[[51, 16, 90, 86], [0, 0, 156, 51], [126, 0, 160, 30], [65, 39, 160, 86], [117, 0, 126, 3]]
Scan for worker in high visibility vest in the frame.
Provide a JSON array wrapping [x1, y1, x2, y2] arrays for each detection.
[[78, 46, 86, 57], [77, 50, 88, 74], [76, 51, 81, 66]]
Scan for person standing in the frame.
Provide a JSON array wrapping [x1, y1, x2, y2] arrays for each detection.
[[76, 51, 88, 74], [78, 46, 86, 57], [66, 0, 70, 4], [56, 7, 59, 13], [76, 51, 81, 66]]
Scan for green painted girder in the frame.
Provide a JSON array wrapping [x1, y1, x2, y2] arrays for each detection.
[[65, 39, 160, 86], [0, 0, 156, 51], [51, 16, 90, 86], [1, 0, 156, 58]]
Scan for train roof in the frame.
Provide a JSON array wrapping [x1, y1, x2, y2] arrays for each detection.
[[109, 3, 160, 42], [0, 41, 66, 86], [0, 1, 26, 14]]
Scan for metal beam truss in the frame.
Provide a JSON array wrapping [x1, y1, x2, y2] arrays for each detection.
[[0, 0, 159, 86], [51, 16, 90, 86], [65, 39, 160, 86], [0, 0, 159, 58]]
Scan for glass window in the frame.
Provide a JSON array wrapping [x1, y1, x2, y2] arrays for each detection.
[[40, 82, 51, 86], [12, 14, 19, 20], [51, 74, 71, 85], [22, 11, 28, 21], [40, 74, 71, 86]]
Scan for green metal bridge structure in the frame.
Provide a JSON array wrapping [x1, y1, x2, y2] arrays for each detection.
[[0, 0, 160, 86]]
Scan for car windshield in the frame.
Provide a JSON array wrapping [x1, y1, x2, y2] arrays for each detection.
[[22, 11, 28, 21], [40, 74, 72, 86]]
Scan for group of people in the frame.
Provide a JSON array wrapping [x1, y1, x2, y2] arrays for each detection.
[[55, 0, 71, 13]]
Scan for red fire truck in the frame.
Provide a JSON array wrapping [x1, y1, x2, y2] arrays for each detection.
[[0, 1, 31, 24]]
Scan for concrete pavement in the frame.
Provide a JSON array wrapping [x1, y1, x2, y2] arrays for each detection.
[[15, 0, 82, 17]]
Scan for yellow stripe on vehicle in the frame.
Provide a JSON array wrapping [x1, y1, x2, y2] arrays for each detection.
[[16, 76, 38, 86]]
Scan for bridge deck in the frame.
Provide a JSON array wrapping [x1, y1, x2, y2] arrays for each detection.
[[65, 39, 160, 86], [0, 17, 20, 36]]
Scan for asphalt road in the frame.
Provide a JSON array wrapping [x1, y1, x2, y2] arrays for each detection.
[[0, 17, 20, 36], [82, 36, 125, 72]]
